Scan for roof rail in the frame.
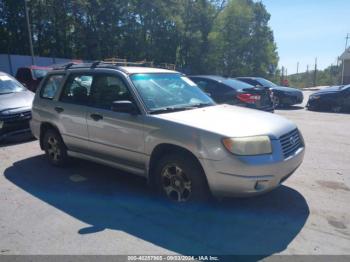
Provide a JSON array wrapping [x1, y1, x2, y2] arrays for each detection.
[[52, 59, 177, 72], [90, 61, 101, 69], [65, 62, 76, 70]]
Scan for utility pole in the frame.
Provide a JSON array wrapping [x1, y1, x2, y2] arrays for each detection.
[[296, 62, 299, 78], [313, 57, 317, 87], [306, 64, 309, 87], [341, 33, 349, 84], [24, 0, 35, 65]]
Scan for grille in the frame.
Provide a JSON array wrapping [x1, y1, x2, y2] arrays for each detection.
[[0, 111, 31, 122], [279, 129, 303, 159]]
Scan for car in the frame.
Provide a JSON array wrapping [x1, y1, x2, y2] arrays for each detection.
[[236, 77, 304, 108], [307, 85, 350, 113], [15, 65, 52, 92], [0, 71, 34, 141], [188, 75, 274, 112], [30, 62, 305, 202]]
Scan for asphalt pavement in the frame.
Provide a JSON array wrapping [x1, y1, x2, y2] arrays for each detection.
[[0, 90, 349, 256]]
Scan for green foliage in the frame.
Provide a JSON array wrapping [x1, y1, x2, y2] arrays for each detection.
[[0, 0, 278, 76], [288, 64, 342, 88]]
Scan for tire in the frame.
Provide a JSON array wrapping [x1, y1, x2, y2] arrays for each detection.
[[273, 96, 280, 108], [331, 105, 342, 113], [42, 129, 69, 167], [155, 153, 209, 203]]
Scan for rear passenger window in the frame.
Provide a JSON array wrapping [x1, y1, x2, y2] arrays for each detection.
[[40, 75, 64, 99], [60, 75, 93, 105]]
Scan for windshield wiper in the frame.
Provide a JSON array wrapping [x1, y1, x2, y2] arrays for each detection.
[[0, 92, 15, 95], [190, 102, 213, 108], [149, 106, 196, 114]]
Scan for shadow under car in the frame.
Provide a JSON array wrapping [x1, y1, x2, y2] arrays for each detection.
[[4, 155, 310, 257]]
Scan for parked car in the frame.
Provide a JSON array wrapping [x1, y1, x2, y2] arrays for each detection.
[[188, 75, 274, 112], [15, 65, 52, 92], [236, 77, 304, 108], [30, 63, 305, 202], [0, 72, 34, 141], [307, 85, 350, 113]]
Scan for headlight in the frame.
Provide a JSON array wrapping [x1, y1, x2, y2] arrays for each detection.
[[222, 136, 272, 156], [310, 95, 320, 100]]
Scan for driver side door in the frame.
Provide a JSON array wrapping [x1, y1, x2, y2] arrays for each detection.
[[86, 73, 146, 175]]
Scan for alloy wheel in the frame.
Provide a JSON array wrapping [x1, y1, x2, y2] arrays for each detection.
[[160, 164, 192, 202], [273, 96, 280, 108], [46, 136, 61, 162]]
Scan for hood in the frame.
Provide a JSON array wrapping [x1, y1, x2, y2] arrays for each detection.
[[153, 104, 296, 139], [272, 86, 301, 93], [0, 90, 34, 112], [312, 86, 343, 95]]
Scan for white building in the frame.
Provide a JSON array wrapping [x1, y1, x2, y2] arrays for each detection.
[[340, 47, 350, 85]]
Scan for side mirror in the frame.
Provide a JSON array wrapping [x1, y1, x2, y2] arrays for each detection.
[[111, 100, 138, 114]]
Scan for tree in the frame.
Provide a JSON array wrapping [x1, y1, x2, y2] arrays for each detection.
[[0, 0, 278, 78]]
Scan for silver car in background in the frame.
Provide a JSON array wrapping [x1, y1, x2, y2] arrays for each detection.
[[0, 72, 34, 141], [30, 63, 305, 202]]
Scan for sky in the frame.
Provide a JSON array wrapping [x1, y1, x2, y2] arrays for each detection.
[[261, 0, 350, 74]]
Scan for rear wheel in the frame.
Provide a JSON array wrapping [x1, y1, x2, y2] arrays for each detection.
[[43, 129, 69, 167], [155, 154, 209, 203]]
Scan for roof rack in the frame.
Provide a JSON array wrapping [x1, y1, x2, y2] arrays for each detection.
[[52, 58, 177, 72]]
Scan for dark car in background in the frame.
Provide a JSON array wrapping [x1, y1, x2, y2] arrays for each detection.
[[0, 72, 34, 141], [307, 85, 350, 113], [189, 75, 274, 112], [15, 65, 52, 92], [236, 77, 303, 108]]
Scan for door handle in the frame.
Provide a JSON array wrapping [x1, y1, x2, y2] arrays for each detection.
[[90, 113, 103, 121], [54, 107, 64, 113]]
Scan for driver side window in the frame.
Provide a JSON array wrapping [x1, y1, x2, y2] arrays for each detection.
[[90, 75, 133, 110]]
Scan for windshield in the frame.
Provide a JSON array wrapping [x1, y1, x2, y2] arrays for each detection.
[[257, 78, 277, 88], [0, 75, 26, 94], [130, 73, 215, 112], [33, 69, 49, 79]]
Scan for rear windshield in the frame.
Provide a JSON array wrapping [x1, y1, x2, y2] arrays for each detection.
[[224, 78, 255, 90], [33, 69, 50, 79], [0, 74, 26, 94]]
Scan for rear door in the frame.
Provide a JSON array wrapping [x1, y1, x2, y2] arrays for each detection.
[[86, 73, 145, 173], [54, 73, 92, 152]]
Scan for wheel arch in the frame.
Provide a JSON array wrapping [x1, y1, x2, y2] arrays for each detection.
[[39, 122, 61, 150], [147, 143, 208, 188]]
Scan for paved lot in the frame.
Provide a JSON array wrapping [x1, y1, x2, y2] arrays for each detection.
[[0, 91, 349, 256]]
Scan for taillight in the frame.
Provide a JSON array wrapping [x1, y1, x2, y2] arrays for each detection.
[[237, 93, 261, 104]]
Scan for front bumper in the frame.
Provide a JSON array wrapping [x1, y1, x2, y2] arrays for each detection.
[[281, 93, 304, 105], [199, 140, 305, 197], [0, 114, 32, 141]]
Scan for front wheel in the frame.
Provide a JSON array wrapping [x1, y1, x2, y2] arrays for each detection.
[[155, 154, 209, 203], [272, 96, 280, 108], [43, 129, 69, 167], [331, 105, 342, 113]]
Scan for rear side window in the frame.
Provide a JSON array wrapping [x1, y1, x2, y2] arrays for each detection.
[[60, 75, 93, 105], [40, 74, 64, 99]]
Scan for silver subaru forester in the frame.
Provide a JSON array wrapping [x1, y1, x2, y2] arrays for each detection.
[[30, 63, 305, 202]]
